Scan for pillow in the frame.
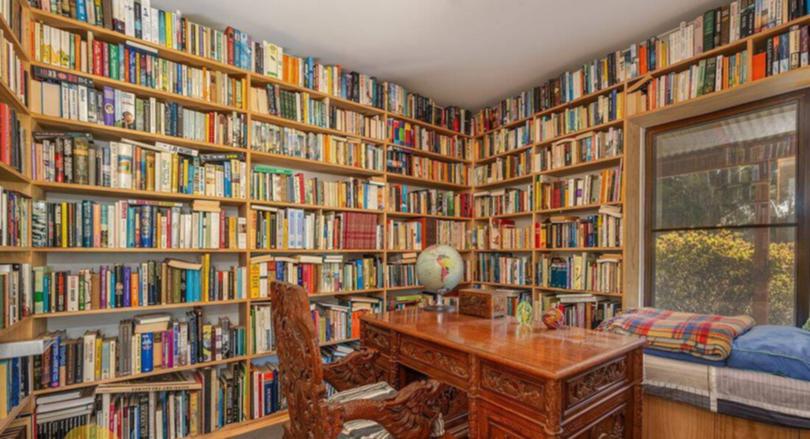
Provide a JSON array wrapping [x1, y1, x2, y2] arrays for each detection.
[[727, 325, 810, 381]]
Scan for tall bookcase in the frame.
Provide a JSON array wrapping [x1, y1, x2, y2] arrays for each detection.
[[0, 0, 476, 436]]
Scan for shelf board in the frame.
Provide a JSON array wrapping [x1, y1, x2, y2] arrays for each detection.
[[36, 181, 247, 205], [538, 155, 624, 176], [33, 299, 249, 319], [475, 211, 533, 220], [386, 112, 471, 138], [475, 143, 535, 164], [534, 119, 625, 148], [474, 248, 533, 252], [250, 199, 383, 214], [29, 61, 248, 114], [250, 150, 384, 177], [535, 286, 623, 298], [31, 114, 248, 154], [33, 247, 245, 253], [0, 317, 33, 343], [249, 111, 386, 145], [0, 395, 32, 437], [385, 211, 472, 221], [33, 355, 251, 396], [535, 201, 622, 215], [474, 174, 533, 190], [386, 285, 425, 292], [0, 161, 29, 183], [0, 74, 28, 115], [251, 288, 385, 302], [475, 281, 533, 289], [0, 15, 27, 62], [387, 144, 471, 164], [535, 247, 623, 252], [193, 411, 289, 439], [385, 173, 469, 191], [250, 248, 383, 254]]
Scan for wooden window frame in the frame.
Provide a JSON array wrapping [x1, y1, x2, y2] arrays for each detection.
[[644, 90, 810, 325]]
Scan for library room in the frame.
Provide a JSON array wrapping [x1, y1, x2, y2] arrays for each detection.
[[0, 0, 809, 438]]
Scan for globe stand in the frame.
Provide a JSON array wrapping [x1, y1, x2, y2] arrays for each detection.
[[422, 288, 455, 313]]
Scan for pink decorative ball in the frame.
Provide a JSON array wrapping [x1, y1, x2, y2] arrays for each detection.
[[542, 308, 565, 329]]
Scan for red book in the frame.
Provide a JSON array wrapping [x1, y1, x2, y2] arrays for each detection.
[[93, 41, 102, 76], [752, 52, 767, 80], [0, 104, 8, 164]]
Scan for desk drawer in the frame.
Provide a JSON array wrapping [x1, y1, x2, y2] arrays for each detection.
[[398, 335, 470, 388], [563, 356, 628, 414], [361, 323, 392, 354]]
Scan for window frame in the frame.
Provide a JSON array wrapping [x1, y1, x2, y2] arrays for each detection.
[[643, 90, 810, 325]]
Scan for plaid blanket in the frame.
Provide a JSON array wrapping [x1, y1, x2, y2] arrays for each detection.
[[598, 308, 755, 361]]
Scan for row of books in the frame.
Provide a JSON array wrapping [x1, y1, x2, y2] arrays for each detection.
[[539, 294, 621, 329], [534, 90, 623, 142], [251, 165, 385, 210], [30, 0, 474, 134], [33, 23, 247, 109], [473, 186, 533, 217], [31, 199, 247, 249], [250, 304, 275, 354], [534, 167, 622, 211], [311, 297, 382, 343], [250, 84, 328, 128], [477, 121, 533, 160], [754, 24, 810, 79], [331, 107, 386, 140], [387, 218, 469, 251], [250, 121, 385, 171], [536, 254, 623, 294], [31, 67, 248, 147], [473, 148, 534, 185], [251, 207, 382, 250], [35, 311, 245, 390], [0, 357, 29, 419], [386, 148, 469, 185], [31, 133, 247, 198], [0, 23, 25, 103], [388, 119, 471, 160], [536, 128, 623, 171], [387, 292, 456, 311], [470, 220, 533, 250], [536, 207, 623, 249], [386, 253, 418, 288], [0, 186, 28, 247], [475, 253, 532, 286], [473, 0, 810, 133], [34, 367, 249, 437], [0, 103, 25, 173], [249, 254, 384, 297], [32, 256, 247, 314], [251, 362, 283, 419], [627, 50, 749, 115], [387, 185, 472, 218], [0, 263, 30, 329]]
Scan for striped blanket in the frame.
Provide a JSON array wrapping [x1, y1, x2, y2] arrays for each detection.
[[599, 308, 755, 361]]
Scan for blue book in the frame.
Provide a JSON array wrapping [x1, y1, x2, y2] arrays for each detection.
[[122, 266, 131, 307], [141, 333, 154, 373], [76, 0, 87, 22], [10, 358, 19, 408], [224, 161, 232, 198]]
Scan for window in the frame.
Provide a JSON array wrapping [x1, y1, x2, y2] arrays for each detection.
[[646, 96, 808, 325]]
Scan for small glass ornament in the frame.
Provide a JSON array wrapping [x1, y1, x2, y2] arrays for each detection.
[[516, 299, 534, 326]]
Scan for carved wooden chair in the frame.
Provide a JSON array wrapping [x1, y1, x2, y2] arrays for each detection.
[[270, 281, 454, 439]]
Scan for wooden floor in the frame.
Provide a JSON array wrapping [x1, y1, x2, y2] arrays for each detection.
[[644, 395, 810, 439]]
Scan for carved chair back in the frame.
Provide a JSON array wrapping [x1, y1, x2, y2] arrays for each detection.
[[270, 281, 342, 438]]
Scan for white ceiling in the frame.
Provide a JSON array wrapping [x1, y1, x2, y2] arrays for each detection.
[[155, 0, 729, 111]]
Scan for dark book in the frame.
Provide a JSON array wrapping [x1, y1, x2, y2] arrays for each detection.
[[703, 9, 717, 51]]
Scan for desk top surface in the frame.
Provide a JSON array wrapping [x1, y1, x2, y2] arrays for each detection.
[[362, 309, 644, 380]]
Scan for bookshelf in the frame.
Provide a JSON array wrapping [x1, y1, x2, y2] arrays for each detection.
[[0, 0, 477, 436]]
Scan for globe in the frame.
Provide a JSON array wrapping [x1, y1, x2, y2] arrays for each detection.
[[416, 244, 464, 296]]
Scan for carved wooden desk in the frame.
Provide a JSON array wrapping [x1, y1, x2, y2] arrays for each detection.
[[360, 309, 645, 439]]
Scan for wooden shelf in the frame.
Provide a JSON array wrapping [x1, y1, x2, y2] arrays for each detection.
[[31, 114, 248, 154], [0, 161, 29, 183], [535, 201, 622, 215], [33, 355, 252, 396], [250, 199, 383, 214], [385, 173, 469, 191], [250, 288, 385, 302], [36, 181, 247, 204], [477, 211, 533, 220], [32, 299, 249, 319], [29, 61, 248, 114], [385, 211, 472, 221], [535, 247, 623, 252], [33, 247, 245, 253], [474, 174, 533, 190], [250, 111, 386, 145], [0, 395, 32, 437], [535, 286, 623, 298], [538, 155, 623, 176], [475, 281, 533, 289], [193, 411, 289, 439], [534, 119, 625, 148], [249, 73, 386, 117], [386, 285, 425, 292], [386, 111, 471, 138], [475, 143, 534, 164], [387, 144, 472, 164], [0, 15, 26, 62], [0, 75, 28, 115], [250, 150, 384, 177]]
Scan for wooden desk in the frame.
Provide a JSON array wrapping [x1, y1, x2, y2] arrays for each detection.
[[360, 309, 645, 439]]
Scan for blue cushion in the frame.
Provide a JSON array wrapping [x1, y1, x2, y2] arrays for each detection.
[[644, 347, 727, 366], [727, 325, 810, 381]]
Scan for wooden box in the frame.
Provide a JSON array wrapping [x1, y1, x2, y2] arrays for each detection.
[[458, 288, 507, 319]]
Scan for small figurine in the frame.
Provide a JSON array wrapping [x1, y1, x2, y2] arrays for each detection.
[[542, 307, 565, 329]]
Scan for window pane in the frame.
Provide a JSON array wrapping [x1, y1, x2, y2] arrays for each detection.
[[654, 102, 797, 229], [653, 227, 795, 325]]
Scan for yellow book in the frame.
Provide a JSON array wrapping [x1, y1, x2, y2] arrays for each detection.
[[202, 254, 210, 302], [249, 263, 260, 298], [171, 153, 179, 192], [166, 12, 174, 49], [0, 361, 7, 417], [61, 201, 68, 247], [95, 336, 103, 380]]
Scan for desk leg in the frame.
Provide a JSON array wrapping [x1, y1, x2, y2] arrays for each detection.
[[467, 355, 480, 439], [629, 349, 643, 439]]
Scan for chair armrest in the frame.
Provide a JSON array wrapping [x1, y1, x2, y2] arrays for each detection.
[[323, 347, 387, 392], [336, 379, 454, 439]]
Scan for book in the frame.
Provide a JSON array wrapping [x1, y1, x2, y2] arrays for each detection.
[[252, 208, 381, 251], [386, 148, 468, 185], [0, 186, 30, 248], [388, 118, 472, 160], [0, 104, 26, 173], [251, 167, 385, 210], [387, 184, 471, 217], [386, 218, 469, 251]]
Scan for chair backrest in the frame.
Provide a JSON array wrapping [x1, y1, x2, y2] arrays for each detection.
[[270, 281, 343, 438]]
